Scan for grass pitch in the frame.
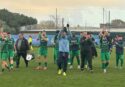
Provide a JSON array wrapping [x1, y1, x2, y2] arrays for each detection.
[[0, 47, 125, 87]]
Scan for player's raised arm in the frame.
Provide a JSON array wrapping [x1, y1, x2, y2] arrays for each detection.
[[42, 33, 48, 42], [66, 24, 72, 40], [37, 32, 41, 40]]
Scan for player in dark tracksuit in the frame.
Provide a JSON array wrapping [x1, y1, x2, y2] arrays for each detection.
[[80, 32, 88, 68], [115, 35, 124, 69], [80, 32, 97, 72]]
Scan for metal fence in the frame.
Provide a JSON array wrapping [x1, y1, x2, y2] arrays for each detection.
[[12, 34, 100, 46]]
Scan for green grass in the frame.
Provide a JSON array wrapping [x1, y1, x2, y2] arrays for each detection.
[[0, 47, 125, 87]]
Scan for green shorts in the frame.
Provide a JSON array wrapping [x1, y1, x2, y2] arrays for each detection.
[[8, 50, 14, 59], [116, 54, 124, 60], [101, 52, 110, 61], [0, 52, 8, 60], [70, 50, 80, 57], [39, 47, 48, 57]]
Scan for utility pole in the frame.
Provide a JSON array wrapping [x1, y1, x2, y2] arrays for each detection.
[[108, 10, 111, 32], [62, 18, 64, 28], [56, 8, 58, 29], [103, 8, 105, 24]]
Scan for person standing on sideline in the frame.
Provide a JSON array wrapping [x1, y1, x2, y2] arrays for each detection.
[[15, 33, 29, 68], [57, 26, 72, 76], [69, 32, 80, 69], [7, 32, 15, 70], [36, 30, 48, 70], [115, 35, 124, 69], [99, 30, 111, 73], [28, 35, 33, 50]]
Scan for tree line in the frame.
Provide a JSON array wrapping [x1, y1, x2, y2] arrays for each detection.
[[0, 9, 37, 33]]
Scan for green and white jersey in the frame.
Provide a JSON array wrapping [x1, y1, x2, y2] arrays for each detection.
[[0, 37, 9, 53], [100, 36, 109, 52], [70, 37, 79, 51], [8, 37, 15, 50], [40, 36, 48, 47], [38, 32, 48, 47]]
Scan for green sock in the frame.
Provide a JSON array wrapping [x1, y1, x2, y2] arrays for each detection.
[[54, 53, 56, 63], [121, 59, 123, 67], [102, 63, 106, 69], [105, 62, 109, 68], [38, 62, 41, 66], [77, 57, 80, 65], [116, 59, 119, 67], [2, 68, 4, 72], [44, 62, 47, 67], [116, 56, 119, 67]]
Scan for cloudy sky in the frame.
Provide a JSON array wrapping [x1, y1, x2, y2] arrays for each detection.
[[0, 0, 125, 27]]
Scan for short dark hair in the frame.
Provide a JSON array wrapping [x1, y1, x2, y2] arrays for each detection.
[[63, 27, 67, 33], [56, 30, 60, 34]]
